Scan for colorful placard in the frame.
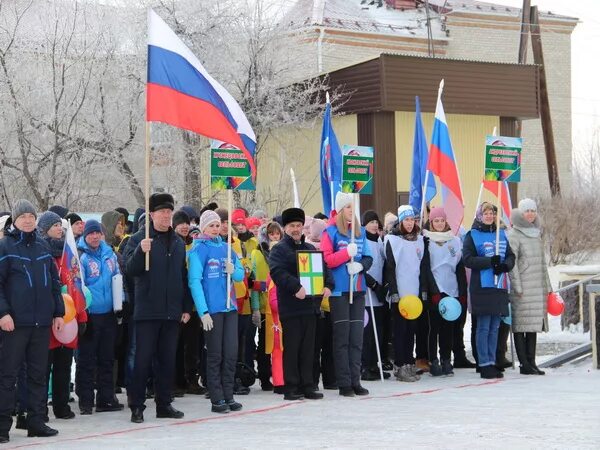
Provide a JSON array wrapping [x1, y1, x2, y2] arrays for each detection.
[[484, 136, 522, 183], [210, 147, 256, 191], [341, 145, 374, 194], [297, 251, 324, 296]]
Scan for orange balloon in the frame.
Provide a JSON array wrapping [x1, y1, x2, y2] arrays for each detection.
[[62, 293, 76, 323]]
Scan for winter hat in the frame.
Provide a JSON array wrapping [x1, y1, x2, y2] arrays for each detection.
[[314, 212, 327, 220], [180, 205, 199, 222], [12, 199, 37, 221], [83, 219, 102, 238], [335, 192, 353, 213], [199, 202, 219, 216], [173, 210, 191, 229], [231, 209, 247, 225], [149, 193, 175, 212], [309, 218, 327, 241], [199, 210, 221, 232], [101, 210, 122, 244], [475, 202, 495, 222], [361, 210, 380, 227], [428, 207, 447, 221], [37, 211, 62, 235], [282, 208, 305, 226], [245, 216, 261, 229], [65, 212, 83, 226], [397, 205, 415, 222], [215, 208, 229, 222], [251, 209, 267, 220], [0, 215, 11, 231], [49, 205, 69, 219], [518, 198, 537, 213]]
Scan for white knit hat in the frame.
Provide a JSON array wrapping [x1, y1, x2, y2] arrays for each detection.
[[199, 210, 221, 232], [397, 205, 415, 222], [335, 192, 353, 213], [518, 198, 537, 213]]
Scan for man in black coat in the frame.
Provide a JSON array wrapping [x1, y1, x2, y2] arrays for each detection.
[[0, 200, 65, 443], [125, 193, 193, 423], [268, 208, 334, 401]]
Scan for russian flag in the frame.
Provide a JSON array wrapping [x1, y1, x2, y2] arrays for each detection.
[[427, 80, 464, 234], [59, 223, 86, 315], [483, 180, 513, 226], [147, 10, 256, 178]]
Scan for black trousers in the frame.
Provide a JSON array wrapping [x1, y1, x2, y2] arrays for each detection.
[[281, 314, 317, 394], [428, 308, 453, 361], [330, 293, 365, 388], [76, 313, 117, 408], [362, 306, 384, 370], [237, 314, 252, 366], [392, 306, 417, 366], [313, 312, 335, 388], [381, 304, 393, 362], [496, 321, 511, 361], [47, 346, 74, 416], [257, 313, 272, 384], [0, 326, 51, 433], [205, 311, 238, 403], [130, 320, 179, 409], [176, 312, 201, 388], [415, 306, 429, 360]]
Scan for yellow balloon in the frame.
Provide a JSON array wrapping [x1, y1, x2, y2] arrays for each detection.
[[398, 295, 423, 320]]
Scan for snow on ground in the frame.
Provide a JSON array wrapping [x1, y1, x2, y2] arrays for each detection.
[[5, 363, 599, 449]]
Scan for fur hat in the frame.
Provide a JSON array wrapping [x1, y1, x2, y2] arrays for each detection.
[[12, 199, 37, 221], [149, 193, 174, 212], [37, 211, 62, 234], [335, 192, 353, 213], [282, 208, 305, 226], [397, 205, 415, 222], [518, 198, 537, 213], [199, 210, 221, 232]]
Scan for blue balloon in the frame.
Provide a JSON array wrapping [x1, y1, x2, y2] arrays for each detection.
[[502, 303, 512, 325], [438, 296, 461, 321]]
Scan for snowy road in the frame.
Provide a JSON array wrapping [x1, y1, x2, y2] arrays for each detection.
[[6, 364, 599, 449]]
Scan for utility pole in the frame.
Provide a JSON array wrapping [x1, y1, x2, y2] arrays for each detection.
[[530, 5, 561, 196], [424, 0, 435, 57]]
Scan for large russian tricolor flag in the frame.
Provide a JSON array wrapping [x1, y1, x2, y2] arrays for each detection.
[[427, 80, 464, 234], [147, 10, 256, 178]]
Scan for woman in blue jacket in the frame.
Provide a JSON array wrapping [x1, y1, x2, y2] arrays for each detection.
[[188, 210, 244, 414]]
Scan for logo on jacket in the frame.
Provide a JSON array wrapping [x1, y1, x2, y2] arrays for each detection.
[[338, 239, 348, 250], [207, 258, 221, 279], [448, 245, 457, 258], [416, 247, 422, 259], [106, 258, 115, 274], [88, 261, 100, 278]]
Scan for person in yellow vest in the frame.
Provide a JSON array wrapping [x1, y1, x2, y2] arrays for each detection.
[[250, 221, 282, 392]]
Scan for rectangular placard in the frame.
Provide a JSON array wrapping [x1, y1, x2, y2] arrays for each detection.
[[297, 251, 324, 296], [484, 136, 522, 183], [341, 144, 374, 194], [210, 147, 256, 191]]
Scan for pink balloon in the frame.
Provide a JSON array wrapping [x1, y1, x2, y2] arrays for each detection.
[[53, 319, 77, 344], [364, 310, 369, 328]]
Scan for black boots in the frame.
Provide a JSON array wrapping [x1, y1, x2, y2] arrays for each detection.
[[130, 406, 145, 423], [27, 424, 59, 437], [156, 405, 184, 419], [514, 333, 539, 375], [525, 333, 545, 375]]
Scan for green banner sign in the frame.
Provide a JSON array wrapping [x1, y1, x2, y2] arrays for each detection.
[[210, 148, 255, 191], [484, 136, 522, 183], [341, 145, 374, 194]]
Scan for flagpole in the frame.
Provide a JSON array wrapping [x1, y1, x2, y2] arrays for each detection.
[[226, 189, 233, 310], [494, 181, 502, 285], [349, 193, 357, 305], [145, 121, 151, 271], [367, 289, 385, 382], [474, 181, 484, 219], [290, 168, 300, 208], [326, 92, 335, 216], [419, 170, 431, 228]]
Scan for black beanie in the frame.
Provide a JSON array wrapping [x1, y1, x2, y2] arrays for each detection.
[[361, 209, 381, 227], [65, 212, 83, 225], [49, 205, 69, 219], [173, 210, 191, 228]]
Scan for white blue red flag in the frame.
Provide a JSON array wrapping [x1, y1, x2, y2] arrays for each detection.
[[147, 9, 257, 179], [319, 97, 342, 216], [59, 223, 86, 314], [483, 180, 513, 226], [427, 80, 464, 234]]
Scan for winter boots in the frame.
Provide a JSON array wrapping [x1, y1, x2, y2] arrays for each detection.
[[430, 359, 443, 377], [526, 333, 545, 375], [514, 333, 538, 375], [394, 364, 420, 382], [441, 359, 454, 376]]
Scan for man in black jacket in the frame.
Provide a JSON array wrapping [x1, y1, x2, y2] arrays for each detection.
[[268, 208, 333, 401], [125, 193, 193, 424], [0, 200, 65, 443]]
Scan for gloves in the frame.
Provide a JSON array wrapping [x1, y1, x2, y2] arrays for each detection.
[[493, 263, 510, 275], [366, 277, 379, 291], [490, 255, 501, 267], [390, 293, 400, 303], [225, 262, 235, 275], [78, 322, 87, 337], [431, 293, 442, 305], [346, 261, 363, 275], [251, 310, 261, 329], [200, 313, 214, 331], [346, 243, 358, 258]]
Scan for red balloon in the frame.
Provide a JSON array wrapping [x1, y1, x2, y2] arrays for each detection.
[[547, 292, 565, 316]]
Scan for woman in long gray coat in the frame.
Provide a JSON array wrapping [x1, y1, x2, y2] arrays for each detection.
[[508, 198, 550, 375]]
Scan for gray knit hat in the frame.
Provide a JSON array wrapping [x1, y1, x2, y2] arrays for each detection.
[[37, 211, 62, 234], [199, 210, 221, 232], [12, 199, 37, 221]]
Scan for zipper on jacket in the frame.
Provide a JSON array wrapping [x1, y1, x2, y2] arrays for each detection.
[[23, 264, 33, 287], [43, 263, 48, 287]]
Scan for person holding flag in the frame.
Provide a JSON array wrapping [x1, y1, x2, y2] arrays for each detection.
[[321, 193, 373, 397]]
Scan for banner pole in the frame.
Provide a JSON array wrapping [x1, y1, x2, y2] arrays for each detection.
[[419, 170, 431, 228], [494, 181, 502, 285], [145, 122, 151, 271], [349, 193, 357, 305], [226, 189, 233, 309], [367, 289, 384, 382]]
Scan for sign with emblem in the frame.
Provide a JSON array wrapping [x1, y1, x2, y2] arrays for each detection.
[[341, 145, 374, 194], [211, 146, 256, 191], [296, 251, 324, 296], [484, 136, 522, 182]]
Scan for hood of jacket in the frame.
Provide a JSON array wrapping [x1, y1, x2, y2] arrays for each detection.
[[101, 210, 122, 248]]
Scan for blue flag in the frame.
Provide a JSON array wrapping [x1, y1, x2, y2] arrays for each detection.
[[409, 96, 436, 213], [320, 100, 342, 216]]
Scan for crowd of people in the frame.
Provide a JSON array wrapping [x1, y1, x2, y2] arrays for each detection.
[[0, 191, 551, 443]]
